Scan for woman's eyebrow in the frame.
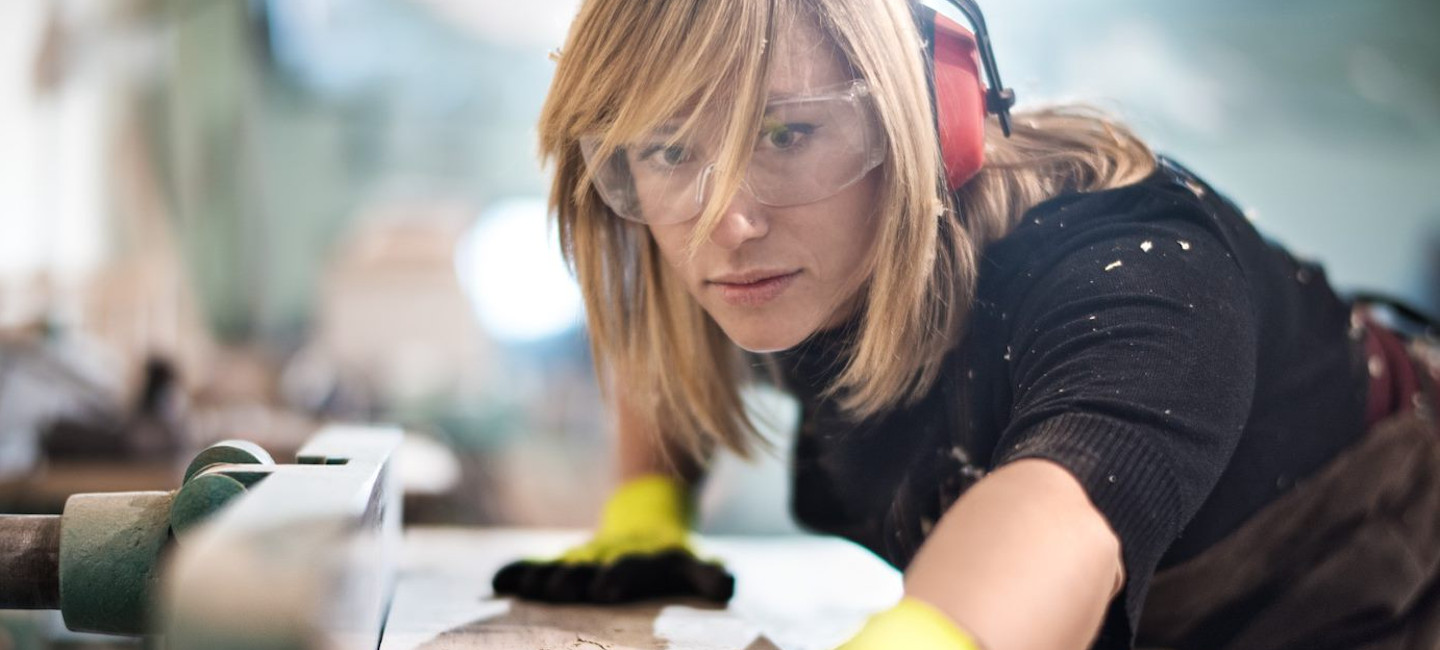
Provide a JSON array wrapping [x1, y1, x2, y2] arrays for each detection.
[[645, 119, 722, 137], [638, 123, 681, 138]]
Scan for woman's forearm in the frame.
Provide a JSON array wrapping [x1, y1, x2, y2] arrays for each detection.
[[614, 388, 705, 485], [903, 458, 1125, 650]]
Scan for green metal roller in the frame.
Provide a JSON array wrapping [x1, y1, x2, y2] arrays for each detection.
[[38, 440, 278, 634], [170, 473, 249, 540], [58, 491, 174, 635], [2, 426, 403, 647], [182, 440, 275, 483]]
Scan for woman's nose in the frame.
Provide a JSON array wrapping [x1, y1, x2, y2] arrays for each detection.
[[707, 188, 770, 250]]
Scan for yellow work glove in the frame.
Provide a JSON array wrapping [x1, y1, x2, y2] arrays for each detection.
[[491, 474, 734, 603], [836, 597, 984, 650]]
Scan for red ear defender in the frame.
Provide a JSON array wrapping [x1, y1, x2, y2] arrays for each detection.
[[916, 0, 1017, 192], [929, 14, 987, 189]]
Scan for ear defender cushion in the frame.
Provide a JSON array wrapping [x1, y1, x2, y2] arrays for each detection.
[[923, 9, 988, 190]]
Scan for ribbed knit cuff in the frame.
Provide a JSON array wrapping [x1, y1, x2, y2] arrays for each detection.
[[992, 412, 1183, 639]]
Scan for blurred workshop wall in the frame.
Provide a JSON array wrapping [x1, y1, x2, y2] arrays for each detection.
[[2, 0, 214, 379], [155, 0, 611, 525], [0, 0, 612, 527], [167, 0, 575, 345], [981, 0, 1440, 312], [1, 0, 219, 509]]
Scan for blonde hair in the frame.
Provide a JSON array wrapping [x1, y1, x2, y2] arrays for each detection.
[[540, 0, 1156, 462]]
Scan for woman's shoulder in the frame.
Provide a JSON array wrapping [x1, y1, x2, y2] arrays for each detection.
[[977, 155, 1261, 291], [1000, 156, 1233, 243]]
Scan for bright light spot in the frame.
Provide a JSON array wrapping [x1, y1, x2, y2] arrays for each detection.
[[456, 198, 583, 343]]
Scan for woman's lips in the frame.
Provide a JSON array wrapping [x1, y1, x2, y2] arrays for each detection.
[[710, 270, 801, 307]]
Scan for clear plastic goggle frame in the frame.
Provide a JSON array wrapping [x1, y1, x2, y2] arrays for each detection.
[[578, 80, 887, 225]]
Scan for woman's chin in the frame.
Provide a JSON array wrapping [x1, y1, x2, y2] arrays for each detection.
[[714, 316, 816, 353], [733, 337, 804, 354]]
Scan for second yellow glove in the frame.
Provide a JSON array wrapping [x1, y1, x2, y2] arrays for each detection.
[[835, 597, 984, 650]]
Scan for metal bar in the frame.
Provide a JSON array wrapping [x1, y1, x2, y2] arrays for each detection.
[[0, 515, 62, 609], [162, 424, 403, 650]]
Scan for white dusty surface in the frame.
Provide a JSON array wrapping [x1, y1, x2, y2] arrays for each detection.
[[380, 527, 902, 650]]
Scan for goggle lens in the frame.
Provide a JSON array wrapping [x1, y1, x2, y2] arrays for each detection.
[[579, 81, 885, 225]]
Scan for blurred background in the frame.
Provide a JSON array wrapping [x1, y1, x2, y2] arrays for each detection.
[[0, 0, 1436, 643]]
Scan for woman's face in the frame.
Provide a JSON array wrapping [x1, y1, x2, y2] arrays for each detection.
[[646, 22, 881, 353]]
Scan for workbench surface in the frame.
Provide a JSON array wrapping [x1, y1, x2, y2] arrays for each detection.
[[381, 527, 903, 650]]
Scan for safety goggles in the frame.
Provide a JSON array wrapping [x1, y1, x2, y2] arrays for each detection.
[[578, 80, 887, 225]]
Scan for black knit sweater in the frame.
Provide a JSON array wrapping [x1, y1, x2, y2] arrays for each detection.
[[772, 157, 1369, 648]]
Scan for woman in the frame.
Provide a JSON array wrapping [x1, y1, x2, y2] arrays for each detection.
[[492, 0, 1440, 648]]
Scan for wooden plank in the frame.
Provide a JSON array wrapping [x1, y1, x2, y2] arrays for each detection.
[[382, 528, 904, 650]]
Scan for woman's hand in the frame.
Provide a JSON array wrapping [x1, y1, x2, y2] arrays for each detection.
[[835, 597, 984, 650], [491, 474, 734, 603]]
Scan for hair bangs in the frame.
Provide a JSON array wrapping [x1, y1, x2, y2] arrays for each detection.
[[556, 0, 781, 220]]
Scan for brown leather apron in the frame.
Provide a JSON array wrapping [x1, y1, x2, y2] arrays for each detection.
[[1135, 318, 1440, 650]]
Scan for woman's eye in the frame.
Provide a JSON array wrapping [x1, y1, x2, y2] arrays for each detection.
[[761, 123, 816, 150], [639, 144, 692, 167]]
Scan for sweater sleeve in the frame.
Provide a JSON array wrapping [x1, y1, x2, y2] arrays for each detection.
[[987, 213, 1259, 646]]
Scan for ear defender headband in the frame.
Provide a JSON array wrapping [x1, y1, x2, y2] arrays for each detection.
[[914, 0, 1017, 190]]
